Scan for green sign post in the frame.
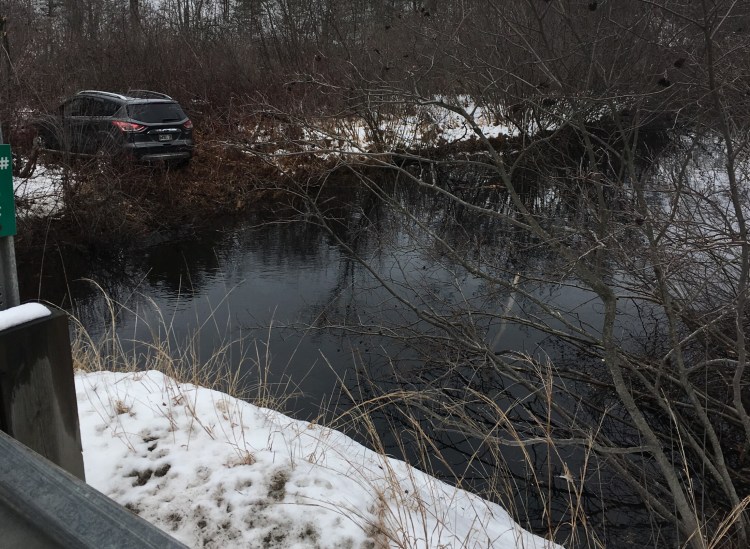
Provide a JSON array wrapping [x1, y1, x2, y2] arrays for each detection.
[[0, 144, 16, 237], [0, 140, 18, 309]]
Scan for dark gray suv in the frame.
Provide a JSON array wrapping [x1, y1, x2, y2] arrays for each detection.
[[33, 90, 194, 164]]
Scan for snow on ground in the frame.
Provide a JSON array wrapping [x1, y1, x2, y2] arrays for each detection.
[[426, 97, 516, 142], [76, 370, 562, 549], [250, 97, 517, 159], [13, 163, 64, 217]]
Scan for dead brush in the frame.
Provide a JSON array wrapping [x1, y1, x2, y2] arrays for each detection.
[[320, 352, 606, 549]]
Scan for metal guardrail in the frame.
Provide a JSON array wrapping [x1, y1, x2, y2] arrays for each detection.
[[0, 429, 189, 549], [0, 307, 188, 548]]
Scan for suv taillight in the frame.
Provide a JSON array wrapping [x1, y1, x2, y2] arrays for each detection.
[[112, 120, 147, 132], [183, 120, 193, 130]]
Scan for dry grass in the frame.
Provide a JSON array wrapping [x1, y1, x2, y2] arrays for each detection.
[[319, 348, 750, 549], [321, 353, 639, 549], [68, 285, 569, 546], [70, 282, 750, 548], [70, 280, 294, 411], [67, 288, 605, 548]]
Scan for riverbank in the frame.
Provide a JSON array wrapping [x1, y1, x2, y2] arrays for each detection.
[[75, 368, 561, 549], [67, 296, 570, 547], [10, 100, 515, 254], [11, 100, 677, 263]]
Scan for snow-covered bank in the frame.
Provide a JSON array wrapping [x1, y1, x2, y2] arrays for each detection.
[[13, 164, 64, 217], [75, 370, 561, 549]]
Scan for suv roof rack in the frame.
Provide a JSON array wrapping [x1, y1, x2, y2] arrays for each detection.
[[125, 90, 173, 100], [76, 90, 129, 101]]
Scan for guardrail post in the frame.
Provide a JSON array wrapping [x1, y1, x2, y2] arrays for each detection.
[[0, 306, 85, 479]]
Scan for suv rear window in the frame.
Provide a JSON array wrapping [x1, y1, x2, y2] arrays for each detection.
[[128, 102, 186, 123]]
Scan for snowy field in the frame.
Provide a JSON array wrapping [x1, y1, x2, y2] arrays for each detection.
[[75, 370, 562, 549]]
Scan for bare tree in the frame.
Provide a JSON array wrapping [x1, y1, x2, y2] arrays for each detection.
[[266, 0, 750, 547], [129, 0, 139, 28]]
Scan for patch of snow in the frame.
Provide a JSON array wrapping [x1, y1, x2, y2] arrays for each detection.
[[14, 165, 65, 217], [76, 370, 562, 549], [0, 302, 51, 331]]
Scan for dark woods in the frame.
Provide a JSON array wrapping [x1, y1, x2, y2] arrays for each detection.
[[1, 1, 747, 127]]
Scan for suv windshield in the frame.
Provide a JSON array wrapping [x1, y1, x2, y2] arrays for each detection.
[[128, 102, 186, 123]]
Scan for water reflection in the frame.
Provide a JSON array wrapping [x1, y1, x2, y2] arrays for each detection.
[[21, 175, 668, 548]]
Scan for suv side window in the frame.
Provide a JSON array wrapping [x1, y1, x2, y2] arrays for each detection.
[[99, 100, 119, 117], [79, 99, 101, 117], [63, 97, 117, 117], [90, 99, 119, 117], [62, 98, 87, 117], [80, 99, 93, 117]]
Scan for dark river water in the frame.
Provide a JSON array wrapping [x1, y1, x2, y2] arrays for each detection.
[[20, 183, 667, 548]]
